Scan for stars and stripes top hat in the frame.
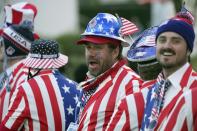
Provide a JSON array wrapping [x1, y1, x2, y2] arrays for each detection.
[[1, 24, 34, 57], [3, 2, 37, 30], [127, 26, 158, 62], [23, 39, 68, 69], [77, 13, 129, 47]]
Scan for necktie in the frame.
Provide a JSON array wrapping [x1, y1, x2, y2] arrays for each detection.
[[141, 80, 171, 130]]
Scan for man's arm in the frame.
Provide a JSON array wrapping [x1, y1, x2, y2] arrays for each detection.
[[0, 85, 27, 130]]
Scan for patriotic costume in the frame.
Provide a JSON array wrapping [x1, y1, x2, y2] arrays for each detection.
[[0, 25, 35, 122], [76, 13, 142, 131], [0, 2, 39, 123], [107, 63, 197, 131], [78, 59, 142, 131], [0, 61, 28, 122], [127, 26, 161, 80], [107, 6, 197, 131], [0, 39, 81, 131]]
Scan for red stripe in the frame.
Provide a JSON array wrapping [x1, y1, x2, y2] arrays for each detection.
[[9, 70, 27, 104], [11, 88, 30, 130], [41, 75, 62, 131], [78, 113, 87, 131], [192, 72, 197, 76], [125, 78, 134, 95], [80, 80, 113, 123], [103, 70, 128, 130], [156, 91, 183, 130], [23, 4, 37, 18], [87, 80, 112, 131], [164, 97, 185, 130], [181, 119, 188, 131], [122, 98, 131, 130], [26, 103, 33, 131], [134, 93, 145, 128], [190, 80, 197, 89], [0, 88, 7, 121], [2, 87, 24, 129], [12, 9, 23, 24], [12, 63, 24, 77], [180, 65, 192, 88], [107, 99, 126, 130], [0, 124, 14, 131], [192, 89, 197, 128], [29, 78, 48, 131]]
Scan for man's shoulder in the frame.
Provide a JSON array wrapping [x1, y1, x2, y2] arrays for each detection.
[[121, 65, 141, 78]]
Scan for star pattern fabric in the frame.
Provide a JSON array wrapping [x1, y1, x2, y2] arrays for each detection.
[[82, 13, 121, 40], [141, 79, 171, 130], [30, 39, 59, 58], [54, 71, 81, 129], [24, 39, 68, 69]]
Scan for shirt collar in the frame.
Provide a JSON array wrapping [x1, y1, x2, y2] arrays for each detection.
[[165, 63, 190, 89]]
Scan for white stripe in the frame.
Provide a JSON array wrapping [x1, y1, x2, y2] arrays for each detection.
[[127, 95, 139, 130], [80, 102, 96, 131], [114, 111, 126, 131], [5, 91, 25, 129], [49, 75, 66, 131], [2, 92, 10, 120], [95, 77, 113, 130], [34, 76, 55, 131], [37, 59, 51, 69], [5, 6, 13, 24], [21, 10, 35, 23], [184, 91, 193, 131], [22, 82, 40, 131], [94, 67, 123, 130]]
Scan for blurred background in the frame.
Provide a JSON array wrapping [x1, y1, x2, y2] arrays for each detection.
[[0, 0, 197, 82]]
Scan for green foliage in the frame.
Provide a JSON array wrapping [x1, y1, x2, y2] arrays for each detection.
[[191, 56, 197, 71], [56, 34, 86, 80]]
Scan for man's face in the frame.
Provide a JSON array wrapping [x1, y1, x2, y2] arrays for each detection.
[[85, 43, 119, 77], [156, 32, 189, 70]]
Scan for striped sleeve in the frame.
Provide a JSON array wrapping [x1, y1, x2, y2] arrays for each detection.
[[1, 85, 29, 130], [107, 89, 149, 131], [106, 82, 151, 131]]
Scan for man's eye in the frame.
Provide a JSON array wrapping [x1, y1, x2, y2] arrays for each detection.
[[158, 38, 166, 43]]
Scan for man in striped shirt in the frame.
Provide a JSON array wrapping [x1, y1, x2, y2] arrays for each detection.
[[76, 13, 142, 131], [0, 39, 81, 131], [107, 7, 197, 131], [0, 24, 35, 122], [0, 2, 40, 122]]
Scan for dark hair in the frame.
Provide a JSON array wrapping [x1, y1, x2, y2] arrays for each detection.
[[108, 43, 123, 60]]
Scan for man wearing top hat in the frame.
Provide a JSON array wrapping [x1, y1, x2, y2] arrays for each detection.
[[0, 39, 81, 131]]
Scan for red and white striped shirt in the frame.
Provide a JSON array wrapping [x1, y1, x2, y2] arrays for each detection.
[[107, 63, 197, 131], [0, 71, 77, 131], [78, 59, 143, 131], [0, 60, 28, 122]]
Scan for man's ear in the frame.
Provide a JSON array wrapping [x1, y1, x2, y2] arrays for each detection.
[[187, 49, 191, 57], [113, 46, 119, 59]]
